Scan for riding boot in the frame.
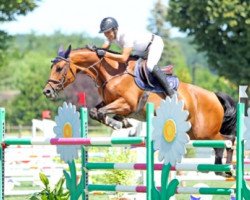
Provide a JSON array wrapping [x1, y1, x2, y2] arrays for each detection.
[[152, 66, 174, 97]]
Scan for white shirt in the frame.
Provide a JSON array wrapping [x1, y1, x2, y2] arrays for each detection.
[[104, 29, 153, 57]]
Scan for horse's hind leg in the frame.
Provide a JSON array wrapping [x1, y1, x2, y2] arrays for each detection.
[[214, 135, 235, 177], [214, 146, 234, 177], [214, 147, 225, 176], [225, 135, 236, 177]]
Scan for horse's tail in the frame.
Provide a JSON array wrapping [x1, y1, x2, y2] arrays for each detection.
[[215, 92, 237, 136]]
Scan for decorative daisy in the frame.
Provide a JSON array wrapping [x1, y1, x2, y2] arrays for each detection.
[[53, 102, 81, 163], [244, 108, 250, 150], [152, 94, 191, 166]]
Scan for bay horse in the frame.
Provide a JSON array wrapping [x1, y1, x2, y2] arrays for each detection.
[[43, 45, 236, 175]]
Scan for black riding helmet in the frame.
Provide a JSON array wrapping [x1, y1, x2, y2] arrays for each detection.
[[99, 17, 118, 33]]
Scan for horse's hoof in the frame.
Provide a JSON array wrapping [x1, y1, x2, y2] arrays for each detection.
[[128, 130, 137, 137], [107, 118, 123, 130], [113, 122, 123, 130]]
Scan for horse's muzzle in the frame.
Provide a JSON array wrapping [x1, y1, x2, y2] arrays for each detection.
[[43, 86, 57, 99]]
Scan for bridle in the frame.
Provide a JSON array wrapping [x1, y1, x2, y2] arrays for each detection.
[[46, 56, 75, 93], [46, 55, 104, 93]]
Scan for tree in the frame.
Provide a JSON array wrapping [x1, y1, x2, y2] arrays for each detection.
[[147, 0, 192, 83], [0, 0, 39, 65], [147, 0, 174, 66], [167, 0, 250, 84]]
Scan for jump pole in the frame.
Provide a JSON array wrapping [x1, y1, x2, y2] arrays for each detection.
[[0, 108, 5, 200]]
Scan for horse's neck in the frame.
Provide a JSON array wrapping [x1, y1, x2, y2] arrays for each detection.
[[72, 50, 136, 82]]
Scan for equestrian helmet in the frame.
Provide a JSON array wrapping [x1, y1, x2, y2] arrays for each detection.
[[99, 17, 118, 33]]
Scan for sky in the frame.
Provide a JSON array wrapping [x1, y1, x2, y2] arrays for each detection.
[[2, 0, 185, 38]]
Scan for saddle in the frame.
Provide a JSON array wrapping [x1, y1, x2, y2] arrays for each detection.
[[134, 59, 179, 93]]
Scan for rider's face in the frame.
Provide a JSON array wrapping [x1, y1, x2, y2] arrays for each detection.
[[104, 29, 115, 41]]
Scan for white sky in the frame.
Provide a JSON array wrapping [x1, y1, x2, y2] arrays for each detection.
[[1, 0, 185, 38]]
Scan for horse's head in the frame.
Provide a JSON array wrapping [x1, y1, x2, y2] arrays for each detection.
[[43, 45, 77, 99]]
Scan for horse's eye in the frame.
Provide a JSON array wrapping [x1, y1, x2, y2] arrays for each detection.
[[56, 67, 63, 72]]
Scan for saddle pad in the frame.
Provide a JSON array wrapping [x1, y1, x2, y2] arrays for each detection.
[[134, 60, 179, 93]]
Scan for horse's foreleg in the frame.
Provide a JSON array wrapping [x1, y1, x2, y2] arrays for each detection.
[[93, 98, 133, 129], [113, 115, 133, 128], [89, 101, 106, 121]]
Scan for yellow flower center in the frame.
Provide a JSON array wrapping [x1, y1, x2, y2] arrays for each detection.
[[63, 122, 73, 138], [163, 119, 176, 143]]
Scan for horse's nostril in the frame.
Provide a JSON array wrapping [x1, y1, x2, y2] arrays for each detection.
[[43, 89, 51, 95]]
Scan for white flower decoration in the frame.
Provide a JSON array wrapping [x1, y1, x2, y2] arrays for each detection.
[[244, 108, 250, 150], [152, 94, 191, 166], [53, 102, 81, 163]]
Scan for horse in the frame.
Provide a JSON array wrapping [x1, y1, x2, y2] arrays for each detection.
[[43, 45, 236, 175]]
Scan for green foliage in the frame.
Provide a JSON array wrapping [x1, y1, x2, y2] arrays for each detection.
[[29, 172, 69, 200], [170, 41, 192, 83], [2, 50, 63, 125], [195, 66, 237, 98], [0, 0, 39, 21], [167, 0, 250, 84], [0, 33, 103, 125], [171, 37, 237, 99], [0, 0, 40, 66]]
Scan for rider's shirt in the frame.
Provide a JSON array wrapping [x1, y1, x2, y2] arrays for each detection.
[[104, 29, 153, 58]]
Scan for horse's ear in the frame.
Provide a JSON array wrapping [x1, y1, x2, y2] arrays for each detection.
[[58, 45, 65, 57], [64, 45, 72, 58]]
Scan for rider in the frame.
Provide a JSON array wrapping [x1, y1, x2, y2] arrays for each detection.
[[97, 17, 174, 97]]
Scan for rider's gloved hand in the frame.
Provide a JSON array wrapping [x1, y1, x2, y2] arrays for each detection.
[[96, 49, 106, 57]]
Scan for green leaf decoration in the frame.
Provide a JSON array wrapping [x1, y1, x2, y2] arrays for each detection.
[[160, 163, 171, 197], [243, 180, 250, 199], [76, 176, 84, 198], [165, 179, 179, 199], [152, 185, 161, 199], [68, 161, 77, 182], [63, 169, 72, 190]]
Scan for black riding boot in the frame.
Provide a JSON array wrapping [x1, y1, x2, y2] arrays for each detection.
[[152, 66, 174, 97]]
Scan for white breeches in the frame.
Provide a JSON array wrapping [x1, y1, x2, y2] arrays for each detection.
[[146, 35, 164, 72]]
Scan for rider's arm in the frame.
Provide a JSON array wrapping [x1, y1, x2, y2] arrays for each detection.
[[102, 43, 110, 49], [105, 47, 133, 63]]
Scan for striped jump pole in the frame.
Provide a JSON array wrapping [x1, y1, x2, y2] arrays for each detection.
[[0, 108, 5, 200], [87, 184, 235, 195], [85, 162, 234, 173], [1, 137, 231, 148], [2, 137, 145, 146]]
